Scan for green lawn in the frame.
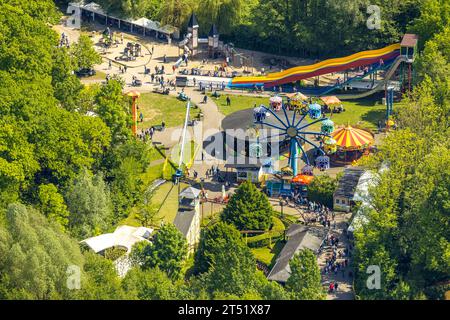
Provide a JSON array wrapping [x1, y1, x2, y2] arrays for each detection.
[[152, 182, 189, 224], [251, 247, 275, 266], [138, 93, 200, 128], [326, 98, 387, 131], [209, 93, 269, 116], [251, 239, 285, 267]]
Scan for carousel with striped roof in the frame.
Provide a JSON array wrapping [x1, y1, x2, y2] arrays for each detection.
[[329, 125, 375, 163]]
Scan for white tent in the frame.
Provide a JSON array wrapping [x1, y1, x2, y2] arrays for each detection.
[[81, 225, 153, 253]]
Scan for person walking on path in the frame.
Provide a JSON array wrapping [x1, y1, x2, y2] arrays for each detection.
[[203, 95, 208, 104]]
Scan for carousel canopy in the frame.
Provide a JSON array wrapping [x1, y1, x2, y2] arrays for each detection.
[[292, 174, 314, 185], [321, 96, 341, 105], [286, 92, 308, 101], [270, 96, 283, 103], [331, 125, 374, 150]]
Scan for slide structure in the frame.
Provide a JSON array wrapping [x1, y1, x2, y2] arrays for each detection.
[[230, 44, 401, 89], [335, 55, 407, 100]]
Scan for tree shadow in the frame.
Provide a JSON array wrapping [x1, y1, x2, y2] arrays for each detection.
[[361, 109, 386, 127]]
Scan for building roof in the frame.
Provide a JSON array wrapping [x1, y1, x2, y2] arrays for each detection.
[[80, 225, 153, 253], [180, 187, 201, 199], [73, 2, 177, 35], [209, 24, 219, 36], [81, 2, 106, 15], [188, 13, 199, 28], [334, 166, 366, 199], [401, 34, 419, 47], [353, 170, 376, 202], [173, 210, 196, 237], [267, 226, 324, 283]]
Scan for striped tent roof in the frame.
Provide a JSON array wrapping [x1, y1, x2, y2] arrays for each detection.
[[331, 125, 374, 150]]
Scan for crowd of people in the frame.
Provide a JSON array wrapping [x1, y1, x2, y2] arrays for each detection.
[[324, 234, 353, 294]]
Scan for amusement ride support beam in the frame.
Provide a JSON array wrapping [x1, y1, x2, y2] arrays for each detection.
[[290, 138, 298, 176], [295, 137, 310, 166], [263, 106, 288, 128], [178, 100, 191, 169]]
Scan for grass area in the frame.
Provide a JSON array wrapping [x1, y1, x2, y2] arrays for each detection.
[[246, 216, 286, 245], [209, 93, 269, 116], [141, 162, 164, 186], [251, 247, 275, 266], [326, 98, 386, 131], [152, 182, 189, 224], [138, 93, 201, 128], [251, 239, 285, 267]]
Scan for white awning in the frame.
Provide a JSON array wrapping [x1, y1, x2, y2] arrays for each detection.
[[81, 225, 153, 253]]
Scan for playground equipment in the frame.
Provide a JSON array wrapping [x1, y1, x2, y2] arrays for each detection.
[[231, 35, 418, 100], [231, 43, 401, 89], [286, 92, 308, 110], [125, 90, 141, 136], [254, 99, 333, 176]]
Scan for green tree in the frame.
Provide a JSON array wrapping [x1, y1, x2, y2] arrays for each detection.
[[70, 35, 102, 70], [194, 221, 243, 274], [122, 267, 193, 299], [65, 170, 113, 239], [222, 180, 273, 230], [38, 183, 70, 230], [0, 203, 84, 299], [203, 233, 257, 296], [286, 249, 326, 300], [136, 191, 161, 227], [134, 224, 188, 279], [95, 78, 132, 144], [307, 174, 339, 207], [76, 251, 126, 300], [51, 47, 83, 111]]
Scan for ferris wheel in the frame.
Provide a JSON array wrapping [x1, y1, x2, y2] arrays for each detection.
[[253, 99, 335, 175]]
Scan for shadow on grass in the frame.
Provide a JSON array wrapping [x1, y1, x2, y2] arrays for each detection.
[[361, 109, 386, 127]]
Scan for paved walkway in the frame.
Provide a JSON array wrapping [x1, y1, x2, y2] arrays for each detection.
[[317, 211, 354, 300]]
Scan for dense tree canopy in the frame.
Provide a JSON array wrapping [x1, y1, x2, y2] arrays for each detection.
[[352, 19, 450, 299], [0, 204, 84, 299]]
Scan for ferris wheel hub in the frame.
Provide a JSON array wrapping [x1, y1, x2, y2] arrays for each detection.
[[286, 126, 298, 138]]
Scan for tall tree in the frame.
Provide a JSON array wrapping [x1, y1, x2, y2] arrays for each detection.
[[38, 183, 70, 231], [65, 170, 113, 239], [132, 224, 188, 280], [70, 35, 102, 71], [222, 180, 273, 231], [286, 249, 326, 300]]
